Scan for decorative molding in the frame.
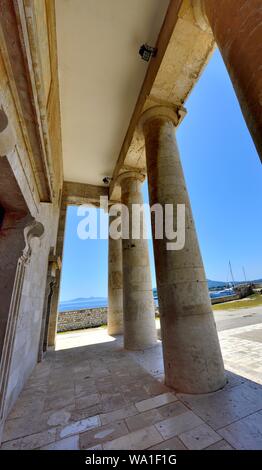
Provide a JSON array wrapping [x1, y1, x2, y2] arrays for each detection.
[[62, 181, 109, 207], [20, 0, 56, 199], [115, 170, 146, 187], [0, 108, 16, 157], [139, 104, 187, 130], [0, 220, 44, 437], [191, 0, 211, 32], [23, 220, 45, 262], [0, 0, 52, 201]]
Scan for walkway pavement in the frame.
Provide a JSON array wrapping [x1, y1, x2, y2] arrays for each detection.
[[1, 308, 262, 450]]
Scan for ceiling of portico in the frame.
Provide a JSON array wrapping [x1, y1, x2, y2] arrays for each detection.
[[55, 0, 169, 186]]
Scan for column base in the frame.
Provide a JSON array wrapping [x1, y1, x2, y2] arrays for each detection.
[[165, 376, 226, 395], [124, 340, 158, 352], [107, 325, 123, 336], [162, 313, 226, 394]]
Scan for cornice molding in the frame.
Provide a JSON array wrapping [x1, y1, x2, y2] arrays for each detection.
[[191, 0, 211, 32], [0, 0, 54, 201], [139, 104, 186, 130]]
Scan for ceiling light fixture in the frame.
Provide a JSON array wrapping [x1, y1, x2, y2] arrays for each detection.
[[102, 176, 112, 185], [139, 44, 157, 62]]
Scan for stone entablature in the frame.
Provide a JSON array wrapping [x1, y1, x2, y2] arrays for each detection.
[[0, 0, 63, 204], [109, 0, 215, 201], [0, 0, 260, 448]]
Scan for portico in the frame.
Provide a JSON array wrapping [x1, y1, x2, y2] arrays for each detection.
[[0, 0, 261, 450]]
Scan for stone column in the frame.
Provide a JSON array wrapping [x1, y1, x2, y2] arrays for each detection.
[[107, 211, 123, 335], [47, 202, 66, 348], [197, 0, 262, 161], [140, 105, 225, 393], [38, 249, 57, 362], [118, 172, 157, 350], [47, 277, 60, 348]]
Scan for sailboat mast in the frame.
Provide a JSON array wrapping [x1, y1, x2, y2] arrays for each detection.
[[242, 266, 247, 284], [229, 260, 235, 287]]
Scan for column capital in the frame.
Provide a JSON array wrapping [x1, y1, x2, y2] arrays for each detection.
[[115, 170, 146, 187], [105, 199, 121, 215], [108, 199, 121, 207], [139, 104, 186, 131], [191, 0, 211, 32]]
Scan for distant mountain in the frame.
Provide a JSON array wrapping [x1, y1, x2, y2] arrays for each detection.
[[153, 281, 226, 294], [60, 296, 107, 304], [207, 279, 227, 289], [208, 278, 262, 288], [61, 278, 262, 305], [153, 279, 262, 293]]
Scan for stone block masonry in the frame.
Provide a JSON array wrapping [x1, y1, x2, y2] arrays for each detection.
[[57, 308, 108, 332]]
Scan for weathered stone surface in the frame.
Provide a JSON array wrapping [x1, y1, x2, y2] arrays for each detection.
[[57, 305, 160, 332], [0, 0, 62, 444], [1, 0, 261, 450], [107, 211, 123, 335], [57, 308, 108, 332], [142, 106, 225, 393], [119, 172, 157, 350]]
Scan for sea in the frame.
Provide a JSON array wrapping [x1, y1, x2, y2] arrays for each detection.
[[209, 288, 235, 299], [59, 288, 236, 312], [59, 298, 108, 312]]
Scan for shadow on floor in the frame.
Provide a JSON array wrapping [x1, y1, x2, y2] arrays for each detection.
[[1, 329, 262, 450]]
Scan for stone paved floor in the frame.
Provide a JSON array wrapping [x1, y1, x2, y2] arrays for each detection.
[[1, 318, 262, 450]]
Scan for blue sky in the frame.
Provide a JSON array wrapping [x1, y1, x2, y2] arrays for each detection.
[[60, 49, 262, 301]]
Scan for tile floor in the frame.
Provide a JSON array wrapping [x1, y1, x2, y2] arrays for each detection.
[[1, 321, 262, 450]]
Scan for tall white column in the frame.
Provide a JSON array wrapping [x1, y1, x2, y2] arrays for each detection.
[[118, 171, 157, 350], [47, 203, 66, 348], [108, 212, 123, 335], [140, 105, 225, 393]]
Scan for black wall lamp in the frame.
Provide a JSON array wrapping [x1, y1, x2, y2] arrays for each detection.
[[139, 44, 157, 62], [102, 176, 112, 185]]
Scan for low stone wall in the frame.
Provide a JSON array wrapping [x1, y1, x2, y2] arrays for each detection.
[[57, 306, 160, 332], [211, 294, 239, 305], [57, 308, 108, 332], [57, 288, 254, 331]]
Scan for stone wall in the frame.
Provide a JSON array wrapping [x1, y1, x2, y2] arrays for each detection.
[[211, 294, 239, 305], [58, 307, 160, 332], [58, 308, 108, 332]]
